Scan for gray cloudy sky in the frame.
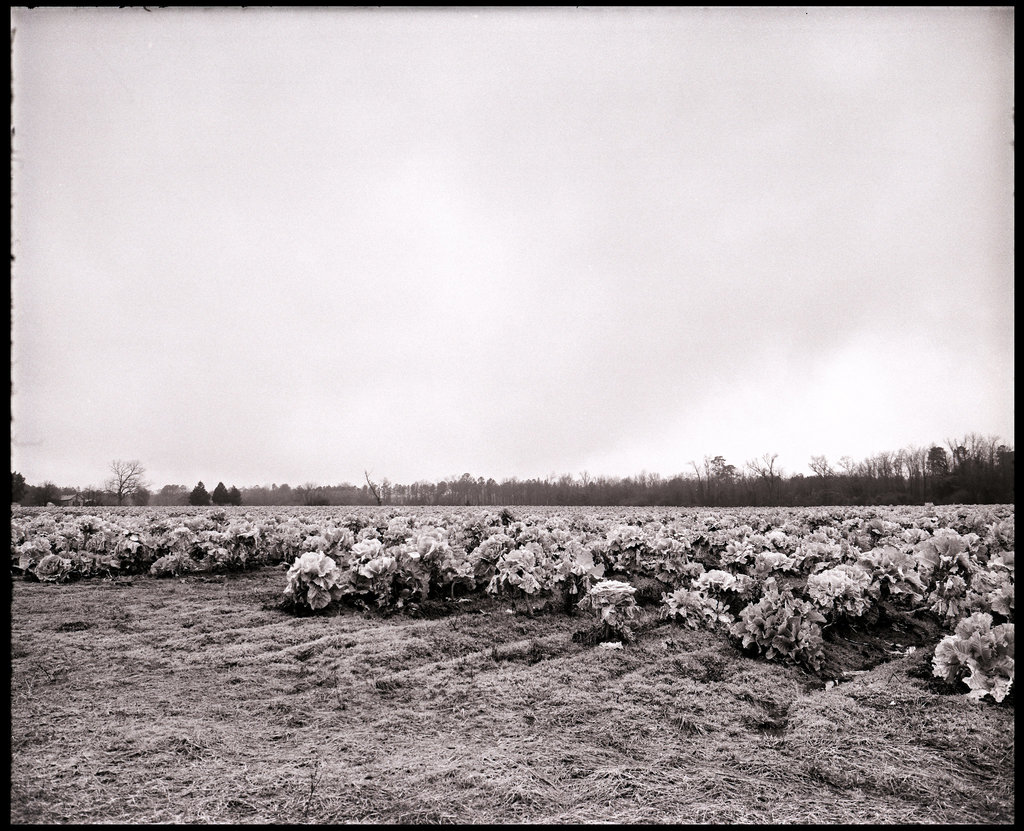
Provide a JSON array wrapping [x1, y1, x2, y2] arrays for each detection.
[[11, 7, 1015, 490]]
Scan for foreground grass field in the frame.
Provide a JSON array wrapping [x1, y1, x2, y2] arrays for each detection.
[[10, 566, 1013, 824]]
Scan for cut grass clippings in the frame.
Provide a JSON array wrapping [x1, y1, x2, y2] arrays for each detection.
[[10, 568, 1014, 824]]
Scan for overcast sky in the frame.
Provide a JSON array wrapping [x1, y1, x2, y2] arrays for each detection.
[[11, 7, 1015, 491]]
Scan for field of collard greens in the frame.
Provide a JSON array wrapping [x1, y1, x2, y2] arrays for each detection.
[[10, 503, 1014, 823]]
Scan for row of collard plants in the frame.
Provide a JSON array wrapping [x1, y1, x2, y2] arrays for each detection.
[[10, 503, 1014, 702]]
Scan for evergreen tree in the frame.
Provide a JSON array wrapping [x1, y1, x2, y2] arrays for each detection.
[[189, 481, 211, 506], [11, 471, 27, 503], [227, 485, 242, 506], [211, 481, 230, 505]]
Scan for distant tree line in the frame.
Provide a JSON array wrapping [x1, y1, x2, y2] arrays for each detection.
[[153, 481, 243, 506], [234, 434, 1012, 508], [11, 433, 1013, 508], [11, 470, 243, 509]]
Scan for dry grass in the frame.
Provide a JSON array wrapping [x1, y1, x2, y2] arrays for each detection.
[[9, 569, 1014, 824]]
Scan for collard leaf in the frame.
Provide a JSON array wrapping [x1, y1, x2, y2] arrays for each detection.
[[965, 668, 1014, 703], [306, 584, 332, 610]]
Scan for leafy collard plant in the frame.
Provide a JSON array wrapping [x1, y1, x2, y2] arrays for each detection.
[[486, 543, 552, 613], [552, 542, 606, 612], [692, 568, 755, 621], [856, 545, 926, 605], [150, 551, 196, 578], [661, 586, 731, 629], [805, 563, 874, 621], [339, 551, 399, 610], [965, 566, 1014, 621], [283, 551, 345, 611], [730, 579, 827, 672], [33, 553, 76, 584], [932, 613, 1014, 703], [582, 579, 639, 643], [16, 537, 53, 577], [602, 525, 649, 572]]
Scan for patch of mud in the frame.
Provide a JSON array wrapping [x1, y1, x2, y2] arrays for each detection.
[[817, 602, 947, 682], [405, 599, 459, 619], [56, 620, 91, 632], [490, 638, 560, 665], [572, 623, 627, 647]]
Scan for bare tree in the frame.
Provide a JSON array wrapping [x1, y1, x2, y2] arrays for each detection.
[[837, 456, 858, 476], [364, 470, 382, 506], [105, 459, 147, 506], [808, 455, 834, 478], [901, 444, 929, 501], [746, 453, 781, 504], [689, 460, 704, 502]]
